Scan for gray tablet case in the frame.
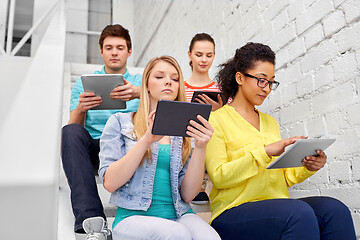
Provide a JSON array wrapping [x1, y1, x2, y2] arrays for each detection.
[[266, 138, 336, 169], [152, 100, 212, 137], [81, 74, 126, 110]]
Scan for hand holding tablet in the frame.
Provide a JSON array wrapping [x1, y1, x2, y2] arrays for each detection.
[[151, 100, 211, 137], [191, 91, 227, 106], [81, 74, 126, 110], [266, 138, 336, 169]]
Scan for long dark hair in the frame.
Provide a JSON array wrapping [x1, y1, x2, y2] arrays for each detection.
[[217, 42, 275, 99]]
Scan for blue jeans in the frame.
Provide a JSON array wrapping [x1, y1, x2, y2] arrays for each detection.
[[61, 123, 106, 233], [113, 213, 221, 240], [211, 196, 356, 240]]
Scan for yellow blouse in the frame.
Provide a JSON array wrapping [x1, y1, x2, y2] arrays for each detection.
[[206, 105, 316, 223]]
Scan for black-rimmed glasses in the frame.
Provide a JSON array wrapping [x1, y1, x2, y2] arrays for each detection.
[[243, 73, 280, 90]]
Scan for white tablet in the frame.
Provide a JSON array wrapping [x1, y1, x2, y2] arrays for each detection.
[[266, 138, 336, 169], [81, 74, 126, 110]]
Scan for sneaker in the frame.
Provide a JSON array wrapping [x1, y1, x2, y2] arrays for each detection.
[[82, 217, 112, 240], [191, 191, 209, 205]]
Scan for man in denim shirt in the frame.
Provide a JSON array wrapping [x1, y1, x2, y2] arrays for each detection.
[[61, 24, 142, 239]]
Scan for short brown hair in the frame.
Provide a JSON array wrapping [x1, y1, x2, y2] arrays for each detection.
[[98, 24, 132, 50]]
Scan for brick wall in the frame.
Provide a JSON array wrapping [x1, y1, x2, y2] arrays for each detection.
[[133, 0, 360, 235]]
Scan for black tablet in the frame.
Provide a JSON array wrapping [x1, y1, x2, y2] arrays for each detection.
[[191, 91, 227, 106], [152, 100, 212, 137], [266, 138, 336, 169], [81, 74, 126, 110]]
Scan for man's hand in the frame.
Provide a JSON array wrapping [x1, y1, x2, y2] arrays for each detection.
[[68, 91, 101, 125], [77, 91, 102, 112], [110, 79, 140, 101]]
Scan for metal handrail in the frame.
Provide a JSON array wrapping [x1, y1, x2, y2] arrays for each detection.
[[0, 1, 66, 238], [5, 0, 16, 54], [1, 0, 61, 56]]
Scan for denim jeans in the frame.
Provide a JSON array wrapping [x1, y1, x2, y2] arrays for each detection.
[[61, 123, 106, 232], [112, 213, 221, 240], [211, 196, 356, 240]]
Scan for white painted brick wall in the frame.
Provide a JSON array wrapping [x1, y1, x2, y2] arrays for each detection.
[[133, 0, 360, 235], [323, 10, 346, 37], [300, 39, 339, 73], [286, 121, 307, 137], [346, 103, 360, 126], [333, 52, 358, 81], [329, 161, 352, 181], [353, 160, 360, 180], [314, 64, 334, 89], [342, 0, 360, 23], [296, 74, 314, 97], [295, 0, 333, 34], [303, 23, 325, 50], [310, 166, 329, 184], [325, 110, 348, 134], [307, 116, 326, 138], [335, 22, 360, 53], [288, 37, 306, 62]]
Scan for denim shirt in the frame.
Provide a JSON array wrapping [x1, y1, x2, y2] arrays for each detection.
[[98, 112, 191, 218]]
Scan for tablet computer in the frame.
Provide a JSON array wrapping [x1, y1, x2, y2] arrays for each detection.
[[81, 74, 126, 110], [152, 100, 212, 137], [266, 138, 336, 169], [191, 91, 227, 106]]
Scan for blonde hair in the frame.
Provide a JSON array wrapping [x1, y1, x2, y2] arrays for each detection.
[[133, 56, 192, 164]]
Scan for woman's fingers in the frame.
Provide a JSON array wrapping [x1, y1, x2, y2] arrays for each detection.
[[187, 115, 213, 144], [195, 97, 205, 104], [200, 94, 214, 104], [302, 150, 327, 171], [143, 110, 164, 143], [283, 136, 308, 148], [187, 124, 205, 139], [197, 94, 210, 104], [191, 115, 213, 133], [197, 114, 212, 127], [147, 110, 156, 124]]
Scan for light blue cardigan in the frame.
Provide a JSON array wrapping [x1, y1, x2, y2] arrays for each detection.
[[98, 112, 191, 217]]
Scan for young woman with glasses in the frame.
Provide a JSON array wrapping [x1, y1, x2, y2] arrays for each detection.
[[205, 42, 356, 240]]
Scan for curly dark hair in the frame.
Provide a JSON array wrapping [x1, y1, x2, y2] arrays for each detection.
[[217, 42, 275, 99]]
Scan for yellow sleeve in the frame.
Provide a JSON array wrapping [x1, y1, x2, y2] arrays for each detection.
[[205, 117, 272, 189], [283, 166, 317, 187]]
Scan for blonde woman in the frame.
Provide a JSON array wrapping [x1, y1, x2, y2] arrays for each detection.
[[98, 56, 221, 240]]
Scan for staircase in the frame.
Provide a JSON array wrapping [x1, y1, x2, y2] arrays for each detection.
[[58, 63, 211, 240]]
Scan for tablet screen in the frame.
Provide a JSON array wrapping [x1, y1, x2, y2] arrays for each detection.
[[152, 100, 211, 137], [81, 74, 126, 110]]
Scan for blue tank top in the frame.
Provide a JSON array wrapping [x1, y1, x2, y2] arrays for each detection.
[[112, 144, 194, 228]]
